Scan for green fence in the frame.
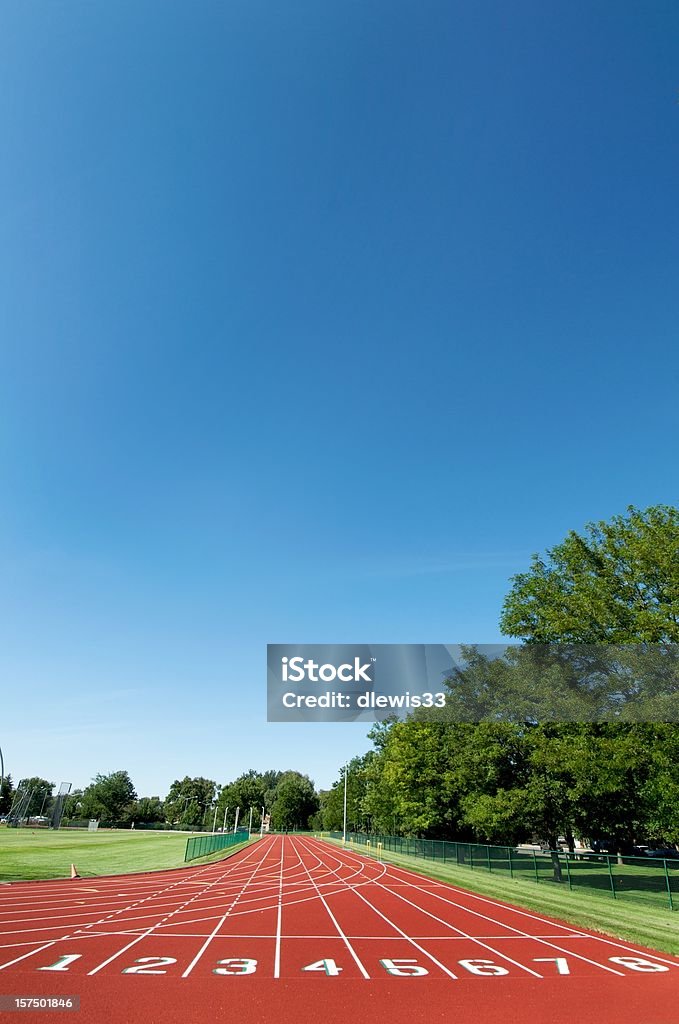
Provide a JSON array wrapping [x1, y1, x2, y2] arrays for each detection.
[[341, 832, 678, 912], [184, 830, 250, 862]]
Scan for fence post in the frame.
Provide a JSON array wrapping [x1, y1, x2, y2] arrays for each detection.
[[564, 853, 572, 891], [507, 847, 513, 879], [443, 841, 447, 864], [486, 847, 492, 872], [533, 850, 539, 883], [607, 856, 616, 899], [663, 860, 674, 911]]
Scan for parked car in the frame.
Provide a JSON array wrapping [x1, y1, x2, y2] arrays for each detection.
[[644, 847, 679, 859], [590, 838, 614, 853]]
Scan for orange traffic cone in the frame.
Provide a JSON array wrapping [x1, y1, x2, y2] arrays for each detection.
[[70, 864, 79, 879]]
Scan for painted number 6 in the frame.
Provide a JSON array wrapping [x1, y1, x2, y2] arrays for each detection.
[[458, 959, 509, 976]]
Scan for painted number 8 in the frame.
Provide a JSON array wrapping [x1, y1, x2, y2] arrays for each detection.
[[609, 957, 669, 973]]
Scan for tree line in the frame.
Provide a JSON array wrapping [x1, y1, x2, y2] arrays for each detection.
[[318, 720, 679, 853], [1, 768, 320, 832]]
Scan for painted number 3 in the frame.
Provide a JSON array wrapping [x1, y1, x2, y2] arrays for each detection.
[[213, 959, 258, 975]]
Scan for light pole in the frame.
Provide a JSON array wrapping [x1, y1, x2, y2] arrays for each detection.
[[222, 805, 229, 833], [176, 795, 190, 828], [342, 763, 348, 845], [0, 745, 4, 813]]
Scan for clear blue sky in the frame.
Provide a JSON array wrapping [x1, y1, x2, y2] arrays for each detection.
[[1, 2, 677, 799]]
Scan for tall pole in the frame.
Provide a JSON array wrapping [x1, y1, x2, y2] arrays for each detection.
[[260, 806, 265, 836], [222, 805, 229, 833], [0, 745, 5, 812], [212, 805, 218, 834], [248, 806, 253, 836], [343, 763, 348, 845], [233, 806, 240, 833]]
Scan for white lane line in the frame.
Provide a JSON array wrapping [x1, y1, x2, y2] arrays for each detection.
[[579, 933, 679, 969], [296, 837, 457, 981], [274, 835, 285, 978], [181, 842, 277, 978], [290, 836, 370, 979], [362, 878, 542, 978], [311, 839, 625, 977], [0, 941, 56, 972], [317, 848, 543, 977], [87, 840, 272, 976]]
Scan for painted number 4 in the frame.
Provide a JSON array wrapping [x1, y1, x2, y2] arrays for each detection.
[[302, 959, 342, 976]]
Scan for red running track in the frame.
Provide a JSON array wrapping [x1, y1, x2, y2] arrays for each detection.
[[0, 834, 677, 1023]]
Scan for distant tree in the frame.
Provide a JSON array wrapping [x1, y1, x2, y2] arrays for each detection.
[[322, 755, 372, 832], [80, 771, 137, 823], [164, 777, 216, 829], [500, 505, 679, 643], [270, 772, 319, 831], [0, 774, 14, 815], [16, 778, 55, 818], [62, 790, 84, 820], [215, 770, 275, 829], [131, 797, 165, 825]]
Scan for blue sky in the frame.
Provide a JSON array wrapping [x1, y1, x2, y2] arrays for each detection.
[[1, 1, 677, 799]]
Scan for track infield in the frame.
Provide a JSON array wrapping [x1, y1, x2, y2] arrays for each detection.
[[0, 834, 677, 1023]]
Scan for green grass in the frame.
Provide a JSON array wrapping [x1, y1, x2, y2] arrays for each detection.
[[324, 838, 679, 956], [0, 827, 256, 882]]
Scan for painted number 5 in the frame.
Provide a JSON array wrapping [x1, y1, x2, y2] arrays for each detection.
[[380, 959, 428, 977]]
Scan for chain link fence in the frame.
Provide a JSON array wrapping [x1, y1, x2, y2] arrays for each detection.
[[333, 832, 678, 911]]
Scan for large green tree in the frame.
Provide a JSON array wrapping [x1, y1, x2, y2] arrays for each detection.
[[269, 771, 318, 831], [80, 771, 137, 824], [343, 504, 679, 859], [500, 505, 679, 643], [164, 777, 217, 829]]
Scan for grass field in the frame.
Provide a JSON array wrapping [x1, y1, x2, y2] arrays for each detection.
[[0, 827, 255, 881], [325, 838, 679, 956]]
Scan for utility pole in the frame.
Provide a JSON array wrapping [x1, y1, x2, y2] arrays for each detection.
[[222, 805, 229, 833], [233, 806, 240, 833]]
